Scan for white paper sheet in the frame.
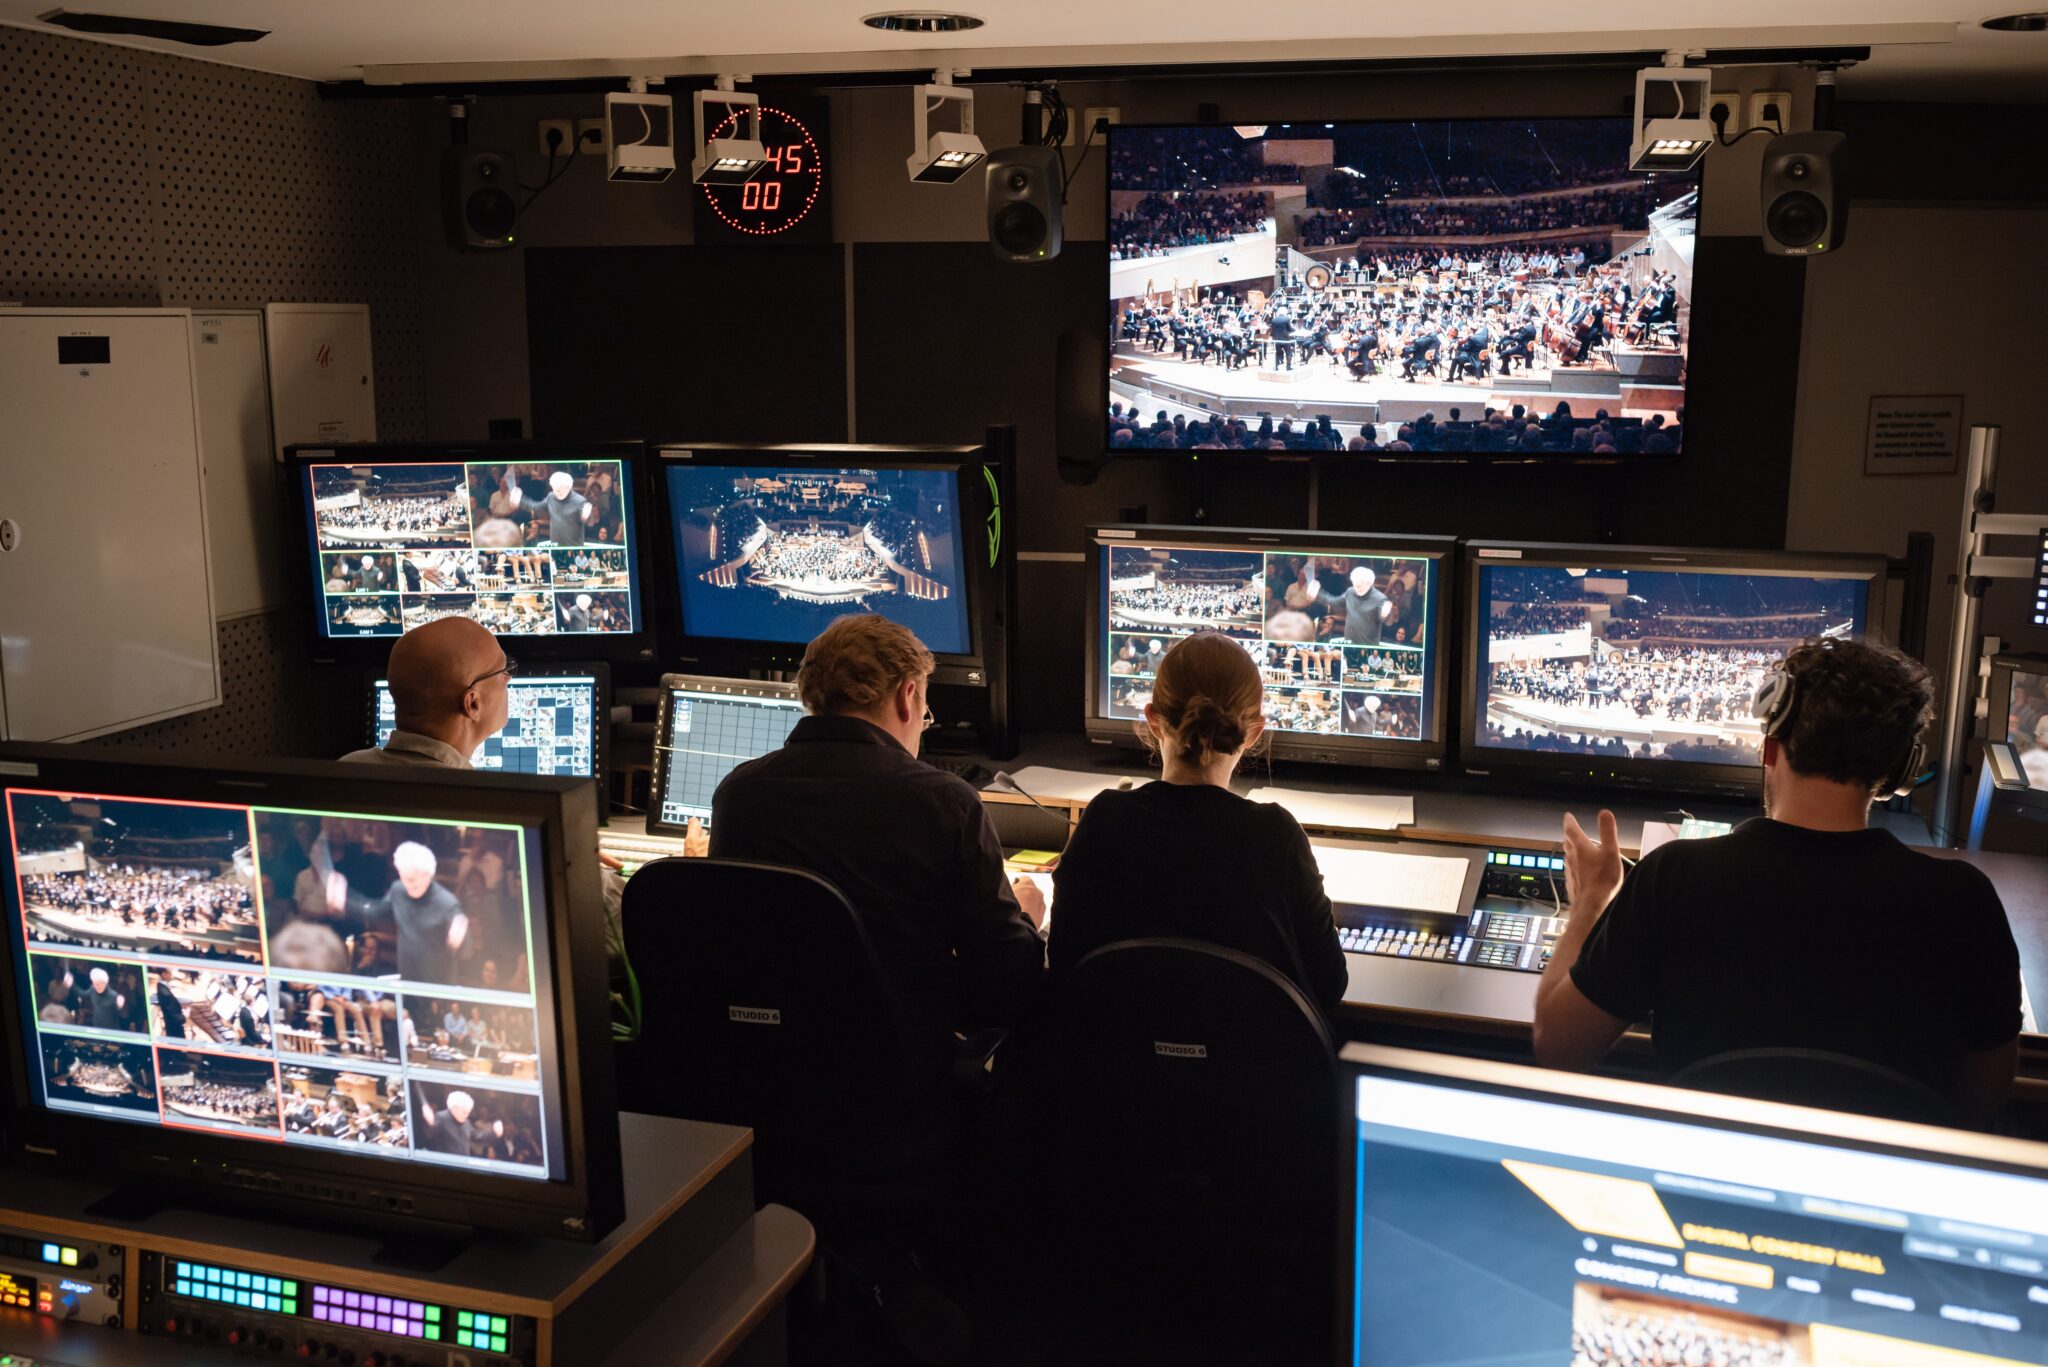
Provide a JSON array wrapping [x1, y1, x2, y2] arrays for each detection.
[[1246, 786, 1414, 832], [1311, 845, 1470, 916], [994, 766, 1150, 804]]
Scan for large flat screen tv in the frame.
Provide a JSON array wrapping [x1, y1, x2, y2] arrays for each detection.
[[0, 744, 622, 1243], [1086, 525, 1455, 771], [1461, 541, 1890, 796], [1106, 118, 1701, 459], [285, 441, 654, 665]]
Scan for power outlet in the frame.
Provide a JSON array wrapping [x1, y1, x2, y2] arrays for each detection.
[[1748, 90, 1791, 136], [537, 119, 574, 158], [1081, 106, 1120, 146], [576, 116, 608, 156], [1706, 92, 1742, 139]]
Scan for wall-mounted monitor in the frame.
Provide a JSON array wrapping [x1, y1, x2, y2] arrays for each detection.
[[1085, 525, 1455, 771], [654, 444, 995, 685], [285, 442, 653, 665], [1461, 541, 1890, 796], [1106, 119, 1700, 460], [0, 744, 622, 1243]]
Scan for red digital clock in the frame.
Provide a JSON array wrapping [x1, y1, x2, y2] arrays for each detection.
[[695, 103, 830, 241]]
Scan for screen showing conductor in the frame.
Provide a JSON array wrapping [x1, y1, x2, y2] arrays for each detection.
[[1473, 563, 1871, 766], [302, 459, 640, 640], [4, 788, 564, 1181], [666, 463, 974, 656], [1101, 540, 1437, 743]]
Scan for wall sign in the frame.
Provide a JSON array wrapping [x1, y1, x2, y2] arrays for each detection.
[[692, 97, 831, 244], [1865, 394, 1964, 476]]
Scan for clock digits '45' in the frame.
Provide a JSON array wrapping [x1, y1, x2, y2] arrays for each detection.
[[698, 105, 827, 238]]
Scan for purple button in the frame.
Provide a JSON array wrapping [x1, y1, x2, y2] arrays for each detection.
[[314, 1287, 331, 1304], [343, 1310, 360, 1328], [404, 1322, 422, 1337], [374, 1315, 390, 1333], [345, 1291, 361, 1309], [313, 1307, 331, 1322], [376, 1296, 391, 1314]]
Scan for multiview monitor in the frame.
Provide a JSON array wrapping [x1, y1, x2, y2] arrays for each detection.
[[370, 664, 609, 797], [655, 444, 991, 682], [1462, 541, 1889, 796], [1989, 653, 2048, 792], [1106, 117, 1701, 459], [645, 675, 805, 837], [0, 745, 622, 1243], [1085, 526, 1455, 771], [286, 441, 651, 664], [1343, 1043, 2048, 1367]]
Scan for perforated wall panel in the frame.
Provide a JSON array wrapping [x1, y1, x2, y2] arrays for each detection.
[[0, 24, 425, 757]]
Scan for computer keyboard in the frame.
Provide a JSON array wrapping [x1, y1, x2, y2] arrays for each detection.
[[597, 831, 695, 876]]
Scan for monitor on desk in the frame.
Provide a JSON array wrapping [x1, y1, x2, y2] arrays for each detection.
[[646, 674, 806, 836], [1343, 1043, 2048, 1367], [1085, 525, 1456, 771], [0, 744, 623, 1243], [1988, 653, 2048, 795], [370, 664, 609, 792], [1462, 541, 1889, 796], [654, 444, 995, 684], [286, 441, 652, 665]]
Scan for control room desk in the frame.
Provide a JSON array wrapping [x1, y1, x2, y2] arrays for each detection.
[[969, 734, 2048, 1060]]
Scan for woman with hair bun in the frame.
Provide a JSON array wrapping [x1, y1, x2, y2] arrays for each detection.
[[1047, 632, 1346, 1014]]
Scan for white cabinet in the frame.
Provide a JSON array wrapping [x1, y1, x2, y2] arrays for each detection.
[[0, 307, 221, 740]]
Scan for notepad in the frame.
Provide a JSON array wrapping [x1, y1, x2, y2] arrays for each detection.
[[1246, 786, 1414, 832], [1311, 845, 1469, 916]]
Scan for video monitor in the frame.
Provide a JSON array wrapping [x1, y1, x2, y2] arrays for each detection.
[[1343, 1043, 2048, 1367], [1106, 119, 1701, 459], [656, 445, 986, 673], [1086, 526, 1454, 771], [1463, 542, 1888, 795], [1990, 654, 2048, 791], [287, 442, 649, 662], [646, 675, 805, 837], [371, 664, 608, 789], [0, 745, 621, 1242]]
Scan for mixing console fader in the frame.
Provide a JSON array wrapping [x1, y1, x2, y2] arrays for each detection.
[[0, 1222, 123, 1328], [1336, 848, 1570, 975]]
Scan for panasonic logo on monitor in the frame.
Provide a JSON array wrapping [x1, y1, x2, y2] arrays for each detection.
[[1154, 1041, 1208, 1059], [728, 1006, 782, 1025]]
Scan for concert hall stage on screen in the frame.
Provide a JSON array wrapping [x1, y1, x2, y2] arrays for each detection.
[[1107, 118, 1700, 458]]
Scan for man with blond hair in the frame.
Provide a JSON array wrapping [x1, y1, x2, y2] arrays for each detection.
[[711, 615, 1045, 1086]]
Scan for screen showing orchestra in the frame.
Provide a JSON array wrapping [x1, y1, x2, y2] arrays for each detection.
[[4, 787, 563, 1180], [1108, 118, 1699, 457], [301, 459, 640, 640]]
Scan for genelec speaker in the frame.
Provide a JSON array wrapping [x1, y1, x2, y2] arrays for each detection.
[[986, 147, 1063, 262], [1760, 131, 1847, 257], [443, 147, 519, 251]]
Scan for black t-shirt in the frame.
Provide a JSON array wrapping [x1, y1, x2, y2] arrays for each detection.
[[1571, 819, 2020, 1093], [1048, 783, 1348, 1016]]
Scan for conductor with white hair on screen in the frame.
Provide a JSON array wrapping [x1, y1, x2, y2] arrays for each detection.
[[540, 471, 595, 546], [327, 840, 470, 987]]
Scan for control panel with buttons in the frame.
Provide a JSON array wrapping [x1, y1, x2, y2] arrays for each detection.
[[0, 1225, 123, 1328], [139, 1251, 533, 1366], [1336, 848, 1569, 975]]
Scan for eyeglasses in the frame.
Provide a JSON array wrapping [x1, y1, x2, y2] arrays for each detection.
[[468, 656, 519, 690], [922, 702, 939, 731]]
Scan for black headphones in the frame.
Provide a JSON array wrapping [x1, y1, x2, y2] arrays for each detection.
[[1750, 660, 1925, 800]]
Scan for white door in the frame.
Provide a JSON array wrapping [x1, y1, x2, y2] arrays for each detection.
[[193, 311, 283, 618], [0, 310, 221, 739]]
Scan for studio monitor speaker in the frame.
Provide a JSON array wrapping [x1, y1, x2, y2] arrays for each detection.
[[985, 147, 1063, 262], [443, 147, 519, 251], [1760, 131, 1847, 257]]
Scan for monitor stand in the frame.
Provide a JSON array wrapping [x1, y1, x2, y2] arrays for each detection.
[[84, 1184, 474, 1272]]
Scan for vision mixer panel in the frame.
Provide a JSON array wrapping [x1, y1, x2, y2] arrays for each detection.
[[1335, 848, 1569, 975]]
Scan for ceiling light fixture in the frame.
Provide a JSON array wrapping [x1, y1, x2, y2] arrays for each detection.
[[1982, 11, 2048, 28], [690, 76, 769, 186], [1628, 54, 1713, 173], [906, 70, 985, 185], [862, 10, 984, 31]]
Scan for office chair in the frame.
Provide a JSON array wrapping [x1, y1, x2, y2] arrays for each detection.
[[1671, 1048, 1961, 1127], [1052, 938, 1338, 1365]]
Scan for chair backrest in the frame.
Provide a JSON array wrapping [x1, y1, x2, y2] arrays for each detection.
[[1058, 938, 1338, 1237], [1670, 1047, 1961, 1127], [615, 857, 923, 1161]]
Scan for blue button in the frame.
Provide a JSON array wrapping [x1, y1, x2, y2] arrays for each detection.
[[40, 1244, 57, 1262]]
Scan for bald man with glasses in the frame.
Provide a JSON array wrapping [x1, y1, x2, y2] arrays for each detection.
[[342, 617, 515, 768]]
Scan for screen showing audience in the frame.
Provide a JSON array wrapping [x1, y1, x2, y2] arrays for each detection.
[[1107, 119, 1700, 458], [2008, 667, 2048, 787], [665, 463, 974, 656], [655, 687, 805, 830], [374, 675, 599, 778], [1350, 1070, 2048, 1366], [1473, 563, 1870, 767], [301, 459, 641, 640], [1100, 541, 1438, 743], [3, 787, 566, 1181]]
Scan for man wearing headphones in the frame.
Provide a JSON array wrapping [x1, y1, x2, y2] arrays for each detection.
[[1533, 637, 2020, 1122]]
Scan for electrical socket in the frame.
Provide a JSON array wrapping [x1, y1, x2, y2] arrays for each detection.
[[1081, 106, 1120, 146], [576, 116, 608, 156], [537, 119, 574, 158], [1706, 92, 1742, 138], [1748, 90, 1790, 136]]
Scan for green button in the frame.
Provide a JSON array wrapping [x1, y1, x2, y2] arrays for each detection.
[[492, 1335, 507, 1353], [284, 1280, 298, 1296], [491, 1316, 508, 1332], [284, 1300, 297, 1315], [426, 1306, 442, 1322], [426, 1326, 441, 1341], [458, 1311, 473, 1328]]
